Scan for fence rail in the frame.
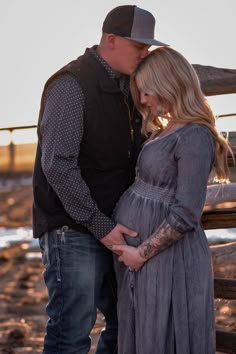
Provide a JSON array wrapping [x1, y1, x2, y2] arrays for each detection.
[[0, 124, 37, 131], [216, 330, 236, 354], [203, 210, 236, 353], [214, 278, 236, 299]]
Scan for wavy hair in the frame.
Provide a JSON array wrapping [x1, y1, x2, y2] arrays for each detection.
[[130, 47, 232, 181]]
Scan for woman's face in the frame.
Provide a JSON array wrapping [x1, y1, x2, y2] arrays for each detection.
[[139, 90, 159, 116]]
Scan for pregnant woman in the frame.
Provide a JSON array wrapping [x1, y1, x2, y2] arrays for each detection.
[[112, 47, 231, 354]]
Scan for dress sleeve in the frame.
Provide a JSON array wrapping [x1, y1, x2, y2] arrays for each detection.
[[138, 126, 215, 259], [167, 125, 215, 233]]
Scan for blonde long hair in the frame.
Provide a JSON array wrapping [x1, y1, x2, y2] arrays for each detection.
[[130, 47, 232, 181]]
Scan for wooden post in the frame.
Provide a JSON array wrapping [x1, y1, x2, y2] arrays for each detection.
[[8, 129, 15, 175]]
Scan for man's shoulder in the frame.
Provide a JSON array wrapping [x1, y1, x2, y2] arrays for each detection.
[[46, 73, 80, 94]]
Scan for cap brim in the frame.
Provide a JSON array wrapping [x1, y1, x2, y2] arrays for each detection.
[[125, 36, 169, 46]]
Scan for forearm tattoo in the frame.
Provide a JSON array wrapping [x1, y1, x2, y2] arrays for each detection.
[[138, 219, 184, 260]]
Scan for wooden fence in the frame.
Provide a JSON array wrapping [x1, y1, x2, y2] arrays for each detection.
[[202, 209, 236, 353]]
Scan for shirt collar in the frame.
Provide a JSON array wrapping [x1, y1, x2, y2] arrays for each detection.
[[89, 46, 130, 97]]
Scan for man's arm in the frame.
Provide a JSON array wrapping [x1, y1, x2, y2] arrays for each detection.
[[40, 75, 116, 239]]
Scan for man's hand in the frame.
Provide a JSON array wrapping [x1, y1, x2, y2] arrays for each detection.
[[100, 224, 137, 254], [111, 244, 146, 272]]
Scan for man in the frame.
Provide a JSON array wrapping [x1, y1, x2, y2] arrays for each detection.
[[33, 5, 167, 354]]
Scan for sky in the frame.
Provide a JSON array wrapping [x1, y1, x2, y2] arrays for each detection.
[[0, 0, 235, 134]]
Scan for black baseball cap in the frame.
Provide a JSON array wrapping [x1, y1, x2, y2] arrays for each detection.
[[102, 5, 168, 46]]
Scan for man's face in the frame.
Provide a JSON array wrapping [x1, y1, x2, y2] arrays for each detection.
[[112, 36, 150, 75]]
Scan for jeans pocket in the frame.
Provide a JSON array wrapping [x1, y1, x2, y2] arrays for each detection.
[[39, 232, 50, 269]]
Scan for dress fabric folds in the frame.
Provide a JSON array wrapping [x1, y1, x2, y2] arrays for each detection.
[[114, 124, 216, 354]]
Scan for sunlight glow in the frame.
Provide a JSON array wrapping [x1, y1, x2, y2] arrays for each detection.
[[0, 131, 11, 146], [0, 116, 235, 147], [11, 128, 37, 145]]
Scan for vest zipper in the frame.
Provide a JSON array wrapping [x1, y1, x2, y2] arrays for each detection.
[[124, 97, 134, 159]]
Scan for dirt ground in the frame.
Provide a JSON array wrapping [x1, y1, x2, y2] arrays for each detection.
[[0, 173, 235, 353], [0, 242, 106, 354], [0, 174, 104, 353]]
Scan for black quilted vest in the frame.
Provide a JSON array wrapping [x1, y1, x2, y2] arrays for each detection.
[[33, 48, 144, 238]]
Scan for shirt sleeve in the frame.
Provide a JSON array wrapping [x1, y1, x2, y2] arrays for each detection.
[[40, 75, 116, 239]]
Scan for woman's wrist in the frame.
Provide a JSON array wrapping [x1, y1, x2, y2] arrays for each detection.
[[138, 246, 149, 261]]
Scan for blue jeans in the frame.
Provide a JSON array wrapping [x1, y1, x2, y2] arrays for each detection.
[[39, 226, 118, 354]]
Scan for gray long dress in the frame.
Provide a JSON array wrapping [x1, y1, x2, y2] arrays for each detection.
[[113, 124, 216, 354]]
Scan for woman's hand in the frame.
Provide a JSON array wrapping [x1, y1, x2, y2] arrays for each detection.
[[111, 244, 146, 272]]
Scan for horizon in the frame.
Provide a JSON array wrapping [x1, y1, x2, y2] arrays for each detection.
[[0, 114, 235, 147]]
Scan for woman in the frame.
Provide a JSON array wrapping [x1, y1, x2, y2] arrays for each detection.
[[111, 47, 231, 354]]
